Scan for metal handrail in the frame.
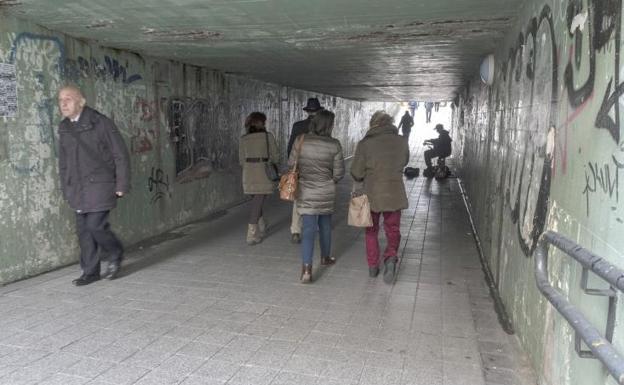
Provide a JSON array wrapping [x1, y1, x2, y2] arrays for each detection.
[[535, 230, 624, 384]]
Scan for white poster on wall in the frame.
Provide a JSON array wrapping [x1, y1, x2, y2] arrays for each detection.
[[0, 63, 17, 118]]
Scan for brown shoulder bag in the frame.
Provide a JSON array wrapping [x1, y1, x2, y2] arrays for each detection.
[[279, 135, 304, 201]]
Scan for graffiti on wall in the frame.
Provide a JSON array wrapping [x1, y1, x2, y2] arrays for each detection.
[[8, 33, 65, 74], [460, 0, 624, 258], [148, 167, 172, 204], [65, 55, 142, 84], [562, 0, 624, 220], [492, 5, 558, 257], [134, 96, 157, 122], [128, 96, 159, 154], [130, 124, 156, 154], [564, 0, 622, 143], [582, 156, 624, 217], [3, 33, 64, 175]]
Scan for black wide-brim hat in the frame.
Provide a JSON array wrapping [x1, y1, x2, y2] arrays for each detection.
[[303, 97, 323, 111]]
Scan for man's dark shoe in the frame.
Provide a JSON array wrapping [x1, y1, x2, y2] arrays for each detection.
[[72, 275, 100, 286], [105, 261, 121, 280], [291, 233, 301, 244], [383, 258, 397, 284], [369, 266, 380, 277]]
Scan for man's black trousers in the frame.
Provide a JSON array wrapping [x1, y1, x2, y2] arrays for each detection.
[[424, 148, 450, 168], [75, 211, 123, 277]]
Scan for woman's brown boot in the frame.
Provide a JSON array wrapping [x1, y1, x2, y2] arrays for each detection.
[[300, 264, 312, 283]]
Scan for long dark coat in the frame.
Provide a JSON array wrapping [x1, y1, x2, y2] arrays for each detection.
[[431, 129, 452, 156], [58, 106, 131, 213], [286, 116, 312, 157]]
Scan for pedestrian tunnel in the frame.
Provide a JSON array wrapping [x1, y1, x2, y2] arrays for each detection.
[[1, 1, 624, 385]]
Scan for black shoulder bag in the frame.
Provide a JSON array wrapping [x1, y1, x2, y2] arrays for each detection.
[[264, 132, 280, 181]]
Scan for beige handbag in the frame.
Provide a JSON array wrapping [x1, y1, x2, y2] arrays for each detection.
[[279, 135, 304, 201], [348, 193, 373, 227]]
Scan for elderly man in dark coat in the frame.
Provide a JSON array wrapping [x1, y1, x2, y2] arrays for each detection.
[[286, 97, 323, 244], [57, 85, 130, 286]]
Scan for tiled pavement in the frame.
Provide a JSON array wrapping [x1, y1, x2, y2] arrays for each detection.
[[0, 151, 537, 384]]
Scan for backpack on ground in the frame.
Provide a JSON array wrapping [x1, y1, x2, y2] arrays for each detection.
[[404, 167, 419, 179]]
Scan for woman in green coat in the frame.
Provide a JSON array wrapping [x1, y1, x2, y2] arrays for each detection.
[[351, 111, 409, 283]]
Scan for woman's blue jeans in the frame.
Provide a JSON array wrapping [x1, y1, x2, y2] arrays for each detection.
[[301, 214, 332, 265]]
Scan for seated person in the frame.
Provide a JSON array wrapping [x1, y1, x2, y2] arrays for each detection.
[[423, 124, 452, 172]]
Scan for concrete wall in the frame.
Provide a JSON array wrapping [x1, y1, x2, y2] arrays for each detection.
[[452, 1, 624, 384], [0, 12, 397, 285]]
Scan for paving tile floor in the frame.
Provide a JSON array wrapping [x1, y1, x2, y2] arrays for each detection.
[[0, 150, 537, 385]]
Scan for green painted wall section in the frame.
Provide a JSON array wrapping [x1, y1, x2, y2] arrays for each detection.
[[452, 0, 624, 384], [0, 12, 397, 285]]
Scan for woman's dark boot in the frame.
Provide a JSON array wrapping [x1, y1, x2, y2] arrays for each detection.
[[258, 217, 267, 238], [383, 257, 397, 283], [320, 256, 336, 266], [300, 264, 312, 283]]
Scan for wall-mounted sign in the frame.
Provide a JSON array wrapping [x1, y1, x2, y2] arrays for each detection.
[[0, 63, 17, 117]]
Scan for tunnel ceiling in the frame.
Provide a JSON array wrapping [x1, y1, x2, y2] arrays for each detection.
[[2, 0, 523, 101]]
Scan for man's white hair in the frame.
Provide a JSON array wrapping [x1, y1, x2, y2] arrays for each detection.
[[59, 85, 86, 107]]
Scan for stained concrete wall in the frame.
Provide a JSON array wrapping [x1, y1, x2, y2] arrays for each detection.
[[452, 1, 624, 384], [0, 12, 397, 285]]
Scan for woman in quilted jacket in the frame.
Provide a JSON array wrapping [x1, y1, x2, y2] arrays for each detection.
[[288, 110, 345, 283]]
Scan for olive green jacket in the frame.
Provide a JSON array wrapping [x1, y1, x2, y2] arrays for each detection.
[[351, 123, 410, 212], [239, 131, 279, 194]]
